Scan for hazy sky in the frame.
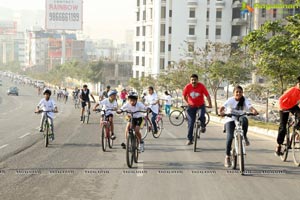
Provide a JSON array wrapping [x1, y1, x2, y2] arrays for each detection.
[[0, 0, 135, 43]]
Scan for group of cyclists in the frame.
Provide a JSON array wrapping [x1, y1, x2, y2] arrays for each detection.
[[34, 73, 300, 168]]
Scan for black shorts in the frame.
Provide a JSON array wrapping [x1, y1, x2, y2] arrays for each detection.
[[132, 117, 143, 127], [81, 101, 90, 108], [102, 114, 113, 120]]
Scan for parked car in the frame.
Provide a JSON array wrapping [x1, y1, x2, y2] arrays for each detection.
[[7, 87, 19, 96]]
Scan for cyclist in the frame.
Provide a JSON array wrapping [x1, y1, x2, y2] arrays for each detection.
[[100, 85, 111, 100], [162, 91, 172, 116], [64, 88, 69, 104], [35, 89, 58, 140], [79, 84, 96, 121], [144, 86, 159, 135], [73, 87, 80, 100], [275, 76, 300, 156], [219, 85, 258, 168], [93, 90, 118, 140], [183, 74, 212, 145], [117, 92, 147, 152], [120, 89, 128, 105]]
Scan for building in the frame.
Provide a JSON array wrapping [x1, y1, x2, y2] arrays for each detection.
[[133, 0, 250, 79]]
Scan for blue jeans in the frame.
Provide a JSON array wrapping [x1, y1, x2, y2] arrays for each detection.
[[187, 105, 206, 141], [151, 112, 158, 132], [225, 116, 248, 156], [165, 105, 171, 116]]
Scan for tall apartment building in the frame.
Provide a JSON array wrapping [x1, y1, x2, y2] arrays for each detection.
[[133, 0, 250, 78]]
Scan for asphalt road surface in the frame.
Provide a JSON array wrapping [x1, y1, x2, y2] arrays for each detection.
[[0, 77, 299, 200]]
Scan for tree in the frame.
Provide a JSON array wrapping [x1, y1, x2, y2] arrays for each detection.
[[243, 14, 300, 94]]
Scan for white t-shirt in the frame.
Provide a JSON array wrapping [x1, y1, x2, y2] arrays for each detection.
[[37, 98, 56, 119], [120, 102, 147, 118], [164, 95, 172, 106], [223, 97, 252, 123], [99, 98, 118, 116], [145, 93, 159, 114]]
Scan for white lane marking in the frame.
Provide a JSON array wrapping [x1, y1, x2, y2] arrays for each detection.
[[137, 160, 144, 177], [0, 144, 9, 149], [18, 132, 31, 139]]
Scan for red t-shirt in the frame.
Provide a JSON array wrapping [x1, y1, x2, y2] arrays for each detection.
[[279, 86, 300, 110], [183, 83, 209, 107]]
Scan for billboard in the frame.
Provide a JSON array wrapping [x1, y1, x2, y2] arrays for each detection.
[[45, 0, 83, 30], [0, 21, 17, 35]]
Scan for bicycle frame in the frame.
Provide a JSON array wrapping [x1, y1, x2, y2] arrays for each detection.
[[233, 119, 246, 156]]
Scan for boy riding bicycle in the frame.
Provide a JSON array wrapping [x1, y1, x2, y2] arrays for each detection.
[[35, 89, 58, 140], [117, 92, 147, 152], [93, 90, 118, 140], [79, 84, 96, 121]]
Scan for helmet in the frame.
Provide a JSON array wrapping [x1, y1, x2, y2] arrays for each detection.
[[43, 89, 51, 96], [108, 90, 118, 97], [128, 92, 138, 99]]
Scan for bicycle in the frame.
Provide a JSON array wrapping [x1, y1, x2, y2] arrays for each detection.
[[95, 109, 115, 152], [220, 112, 256, 175], [74, 96, 80, 109], [82, 101, 91, 124], [119, 110, 147, 168], [278, 111, 300, 166], [35, 110, 57, 147], [141, 111, 164, 140], [169, 105, 210, 126], [193, 109, 202, 152]]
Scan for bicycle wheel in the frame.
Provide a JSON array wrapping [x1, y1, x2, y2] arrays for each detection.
[[153, 117, 163, 138], [205, 112, 210, 125], [101, 125, 107, 152], [231, 148, 237, 170], [193, 122, 200, 152], [82, 115, 85, 124], [86, 112, 90, 124], [238, 134, 245, 174], [108, 126, 113, 149], [169, 110, 185, 126], [280, 126, 290, 161], [134, 136, 139, 163], [44, 122, 49, 148], [126, 133, 134, 168], [292, 131, 300, 166], [141, 118, 149, 140]]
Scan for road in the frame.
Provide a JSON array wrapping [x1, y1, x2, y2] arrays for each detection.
[[0, 77, 299, 200]]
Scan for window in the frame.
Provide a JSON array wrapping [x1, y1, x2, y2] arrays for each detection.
[[216, 27, 221, 39], [143, 10, 146, 20], [143, 0, 146, 5], [188, 42, 194, 52], [169, 27, 172, 34], [137, 12, 140, 21], [142, 57, 145, 66], [273, 9, 277, 18], [261, 8, 266, 17], [189, 8, 196, 18], [168, 44, 171, 51], [189, 25, 195, 35], [142, 26, 146, 36], [135, 71, 139, 78], [206, 26, 209, 39], [206, 10, 209, 21], [161, 6, 166, 19], [160, 41, 165, 53], [136, 27, 140, 36], [148, 41, 152, 52], [136, 56, 139, 65], [137, 0, 140, 6], [141, 72, 145, 77], [136, 42, 140, 51], [160, 58, 165, 70], [142, 41, 145, 51], [169, 10, 172, 17], [149, 8, 153, 19], [216, 9, 222, 21], [160, 24, 166, 36]]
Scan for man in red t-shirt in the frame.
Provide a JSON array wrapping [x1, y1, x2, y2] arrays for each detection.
[[276, 76, 300, 156], [183, 74, 212, 145]]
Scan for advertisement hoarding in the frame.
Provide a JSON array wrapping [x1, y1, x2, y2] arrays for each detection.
[[45, 0, 83, 30], [0, 21, 17, 35]]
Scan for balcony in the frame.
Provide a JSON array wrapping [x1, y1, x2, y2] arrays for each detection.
[[231, 36, 243, 43], [216, 0, 225, 7], [186, 35, 197, 42], [187, 18, 197, 24], [187, 0, 198, 7], [232, 18, 247, 25], [232, 0, 242, 8]]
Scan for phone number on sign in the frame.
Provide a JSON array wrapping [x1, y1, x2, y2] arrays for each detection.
[[48, 12, 80, 22]]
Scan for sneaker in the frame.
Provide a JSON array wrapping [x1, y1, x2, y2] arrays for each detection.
[[139, 141, 145, 152], [111, 134, 116, 140], [153, 131, 158, 135], [275, 145, 282, 156], [201, 127, 206, 133], [186, 140, 193, 145], [49, 133, 55, 141], [224, 156, 231, 168], [244, 137, 250, 146], [121, 142, 126, 149], [80, 116, 83, 121], [39, 128, 44, 132]]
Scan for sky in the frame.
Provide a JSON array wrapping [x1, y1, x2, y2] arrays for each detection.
[[0, 0, 135, 43]]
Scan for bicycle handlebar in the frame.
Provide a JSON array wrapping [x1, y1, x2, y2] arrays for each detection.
[[94, 108, 116, 113], [35, 110, 58, 114], [218, 112, 258, 118], [117, 110, 147, 115]]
